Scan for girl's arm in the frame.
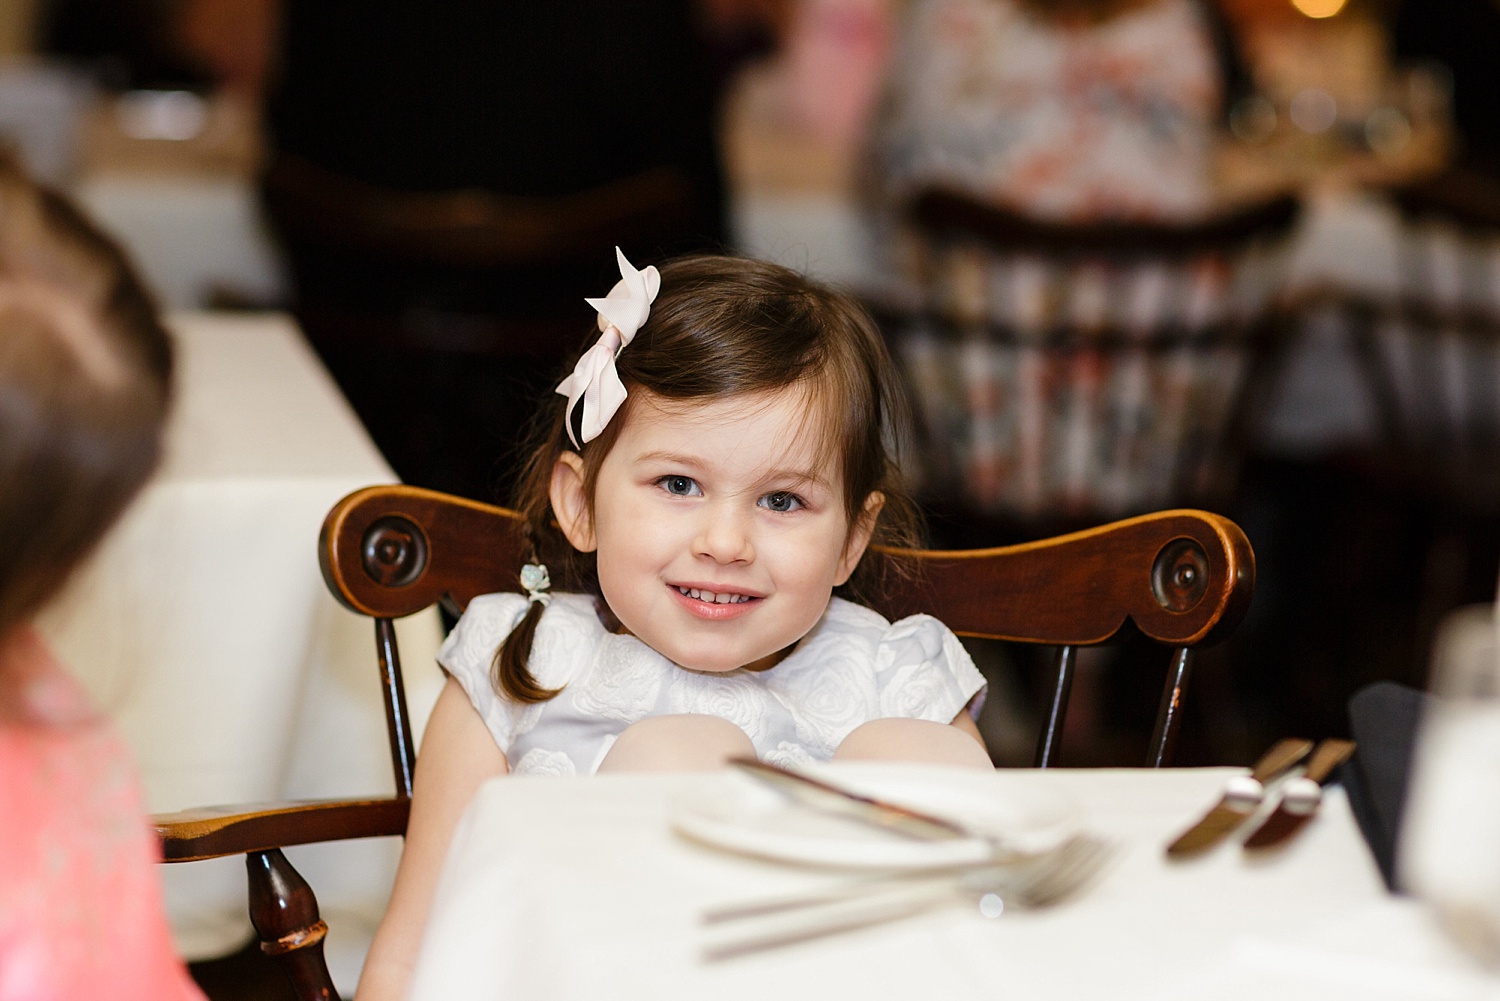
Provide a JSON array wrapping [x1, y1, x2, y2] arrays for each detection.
[[356, 676, 509, 1001]]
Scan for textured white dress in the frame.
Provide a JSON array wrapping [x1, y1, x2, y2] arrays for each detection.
[[439, 592, 987, 776]]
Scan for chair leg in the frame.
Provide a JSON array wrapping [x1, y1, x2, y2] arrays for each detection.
[[1033, 645, 1076, 768], [1148, 647, 1194, 767], [247, 849, 339, 1001]]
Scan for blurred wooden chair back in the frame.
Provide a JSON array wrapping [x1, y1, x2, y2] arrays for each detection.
[[882, 187, 1299, 537], [1348, 168, 1500, 505], [154, 485, 1253, 1000]]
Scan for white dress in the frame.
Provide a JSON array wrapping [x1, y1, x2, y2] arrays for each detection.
[[439, 592, 987, 776]]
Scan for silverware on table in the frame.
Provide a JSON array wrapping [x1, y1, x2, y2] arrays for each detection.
[[1242, 738, 1356, 851], [1165, 737, 1314, 857], [700, 832, 1113, 961], [726, 756, 978, 843]]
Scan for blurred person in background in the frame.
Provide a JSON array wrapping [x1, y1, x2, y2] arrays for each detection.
[[0, 156, 202, 1001], [216, 0, 783, 503]]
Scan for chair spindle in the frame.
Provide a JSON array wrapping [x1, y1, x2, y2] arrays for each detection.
[[247, 849, 336, 1001], [375, 617, 417, 799], [1033, 645, 1076, 768], [1147, 647, 1194, 768]]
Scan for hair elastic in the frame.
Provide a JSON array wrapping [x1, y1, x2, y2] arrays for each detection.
[[519, 562, 551, 606], [554, 247, 660, 447]]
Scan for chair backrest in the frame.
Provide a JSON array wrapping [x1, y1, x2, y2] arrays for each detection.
[[883, 186, 1299, 528], [263, 153, 702, 272], [1345, 168, 1500, 504], [320, 485, 1255, 774]]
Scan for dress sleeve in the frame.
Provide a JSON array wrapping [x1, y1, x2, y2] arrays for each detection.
[[872, 614, 987, 724], [436, 592, 539, 757]]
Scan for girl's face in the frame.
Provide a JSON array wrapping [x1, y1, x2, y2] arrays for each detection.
[[550, 388, 882, 674]]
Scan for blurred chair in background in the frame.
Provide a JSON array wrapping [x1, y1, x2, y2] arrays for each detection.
[[856, 0, 1278, 766], [1340, 167, 1500, 664], [861, 0, 1272, 538], [882, 187, 1298, 543]]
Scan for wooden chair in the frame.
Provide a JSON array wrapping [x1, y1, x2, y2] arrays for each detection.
[[154, 484, 1254, 1000], [1342, 167, 1500, 506], [879, 186, 1299, 541]]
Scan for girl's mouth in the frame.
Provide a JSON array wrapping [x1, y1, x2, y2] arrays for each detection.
[[668, 584, 762, 620], [673, 585, 754, 605]]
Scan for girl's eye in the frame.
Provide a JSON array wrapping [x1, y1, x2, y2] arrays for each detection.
[[657, 475, 700, 497], [760, 491, 804, 513]]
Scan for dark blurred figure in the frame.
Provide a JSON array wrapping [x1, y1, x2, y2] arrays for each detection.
[[255, 1, 781, 501], [1391, 0, 1500, 174], [37, 0, 214, 90]]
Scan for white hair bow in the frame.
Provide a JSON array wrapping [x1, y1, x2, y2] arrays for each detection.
[[555, 247, 661, 447]]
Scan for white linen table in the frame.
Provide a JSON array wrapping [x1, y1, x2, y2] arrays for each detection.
[[34, 312, 445, 991], [409, 766, 1500, 1001]]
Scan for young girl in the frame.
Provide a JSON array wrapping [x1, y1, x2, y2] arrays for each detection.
[[0, 158, 202, 1000], [359, 250, 991, 999]]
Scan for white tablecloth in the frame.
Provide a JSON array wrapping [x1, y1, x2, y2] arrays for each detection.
[[408, 766, 1499, 1001], [34, 312, 445, 993]]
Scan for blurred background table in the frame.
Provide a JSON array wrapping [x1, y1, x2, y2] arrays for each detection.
[[406, 766, 1494, 1000], [34, 312, 444, 994]]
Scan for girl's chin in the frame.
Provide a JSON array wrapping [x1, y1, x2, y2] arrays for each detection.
[[671, 647, 789, 675]]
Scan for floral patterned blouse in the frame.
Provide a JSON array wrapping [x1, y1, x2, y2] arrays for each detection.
[[0, 629, 204, 1001], [868, 0, 1222, 221], [439, 593, 985, 775]]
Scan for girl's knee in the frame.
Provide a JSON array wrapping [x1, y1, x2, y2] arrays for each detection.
[[597, 714, 754, 773], [834, 718, 992, 769]]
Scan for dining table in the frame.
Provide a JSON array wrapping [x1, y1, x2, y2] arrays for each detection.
[[33, 311, 445, 993], [405, 763, 1499, 1001]]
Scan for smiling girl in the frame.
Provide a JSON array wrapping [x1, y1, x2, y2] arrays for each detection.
[[358, 250, 990, 999]]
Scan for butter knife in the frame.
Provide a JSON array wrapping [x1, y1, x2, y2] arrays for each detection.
[[726, 756, 973, 842], [1166, 737, 1314, 856], [1242, 737, 1356, 851]]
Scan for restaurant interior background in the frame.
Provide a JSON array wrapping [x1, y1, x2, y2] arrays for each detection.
[[2, 0, 1496, 772]]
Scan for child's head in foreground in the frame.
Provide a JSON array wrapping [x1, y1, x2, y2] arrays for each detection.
[[0, 158, 172, 644], [496, 252, 920, 701]]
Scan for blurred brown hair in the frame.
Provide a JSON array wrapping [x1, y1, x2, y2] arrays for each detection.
[[494, 254, 922, 702], [0, 157, 172, 640]]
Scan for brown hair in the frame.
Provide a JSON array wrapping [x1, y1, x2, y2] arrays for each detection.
[[493, 254, 921, 702], [0, 158, 172, 640]]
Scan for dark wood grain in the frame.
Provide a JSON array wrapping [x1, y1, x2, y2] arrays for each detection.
[[156, 797, 410, 862], [263, 154, 699, 270], [247, 850, 336, 1001], [869, 508, 1253, 648], [319, 484, 527, 619]]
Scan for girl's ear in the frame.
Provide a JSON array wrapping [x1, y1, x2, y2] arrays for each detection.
[[549, 451, 597, 553], [834, 491, 885, 586]]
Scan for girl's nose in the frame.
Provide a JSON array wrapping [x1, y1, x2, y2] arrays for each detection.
[[693, 505, 754, 564]]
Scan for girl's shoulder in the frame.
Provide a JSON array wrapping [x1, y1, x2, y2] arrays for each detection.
[[808, 597, 969, 668], [438, 592, 606, 672]]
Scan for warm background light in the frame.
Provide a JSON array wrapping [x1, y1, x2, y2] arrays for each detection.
[[1291, 0, 1348, 17]]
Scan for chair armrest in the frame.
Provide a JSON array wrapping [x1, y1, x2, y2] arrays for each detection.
[[155, 797, 410, 862]]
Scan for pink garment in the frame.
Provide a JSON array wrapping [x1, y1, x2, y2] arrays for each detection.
[[0, 629, 204, 1001]]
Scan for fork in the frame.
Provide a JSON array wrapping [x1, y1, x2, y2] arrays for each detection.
[[700, 833, 1113, 961]]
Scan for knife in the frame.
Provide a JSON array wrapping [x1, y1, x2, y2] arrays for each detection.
[[1242, 738, 1356, 851], [1166, 737, 1314, 856], [726, 756, 973, 842]]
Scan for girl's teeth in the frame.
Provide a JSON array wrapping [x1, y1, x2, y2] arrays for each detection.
[[676, 586, 749, 604]]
